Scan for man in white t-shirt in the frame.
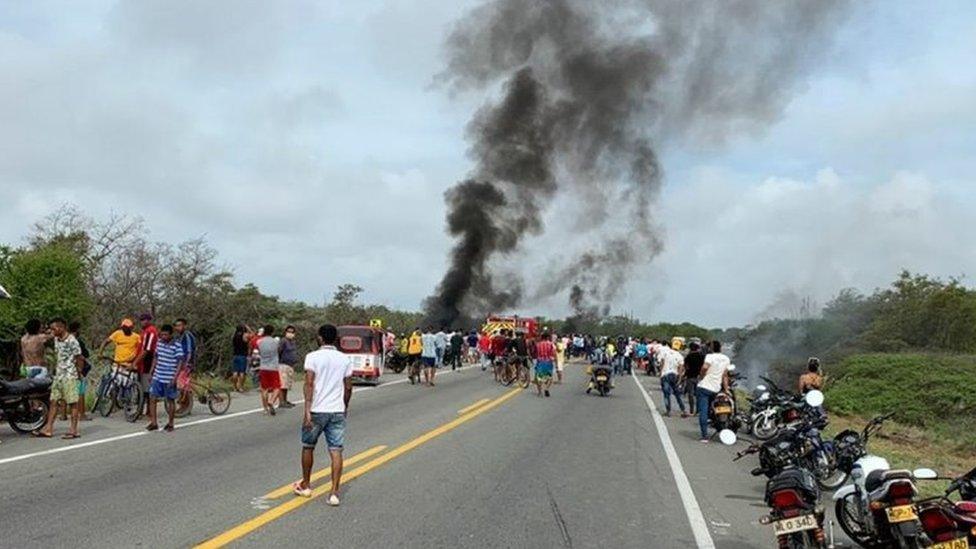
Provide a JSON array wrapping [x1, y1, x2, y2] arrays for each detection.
[[294, 324, 353, 505], [658, 341, 688, 417], [695, 341, 731, 443]]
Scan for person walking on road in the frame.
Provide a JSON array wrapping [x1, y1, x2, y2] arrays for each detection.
[[680, 342, 705, 414], [433, 327, 447, 369], [421, 326, 438, 386], [554, 334, 566, 384], [35, 318, 84, 439], [407, 328, 423, 383], [146, 324, 185, 433], [277, 325, 299, 408], [256, 325, 282, 415], [695, 341, 731, 442], [231, 325, 249, 393], [534, 333, 556, 397], [294, 324, 353, 506], [449, 329, 463, 371], [659, 341, 688, 417]]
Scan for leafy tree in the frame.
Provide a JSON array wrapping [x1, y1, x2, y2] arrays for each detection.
[[0, 244, 92, 342]]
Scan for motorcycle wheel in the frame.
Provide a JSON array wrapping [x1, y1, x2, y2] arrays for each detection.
[[835, 493, 880, 549], [7, 397, 50, 433], [784, 531, 822, 549], [598, 384, 607, 397], [814, 453, 848, 491], [390, 362, 406, 374], [752, 415, 779, 440]]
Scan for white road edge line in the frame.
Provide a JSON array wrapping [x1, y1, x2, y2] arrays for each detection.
[[631, 371, 716, 549], [0, 365, 477, 467]]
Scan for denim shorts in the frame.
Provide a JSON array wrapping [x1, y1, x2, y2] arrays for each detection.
[[149, 379, 179, 400], [301, 412, 346, 451], [232, 355, 248, 374]]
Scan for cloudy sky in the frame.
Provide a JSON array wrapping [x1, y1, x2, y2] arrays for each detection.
[[1, 1, 974, 327]]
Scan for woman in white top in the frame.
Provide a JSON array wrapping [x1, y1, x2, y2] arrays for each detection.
[[695, 341, 731, 442]]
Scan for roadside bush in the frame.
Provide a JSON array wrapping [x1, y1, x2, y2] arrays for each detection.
[[826, 353, 976, 453]]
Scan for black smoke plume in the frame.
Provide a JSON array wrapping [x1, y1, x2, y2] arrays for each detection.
[[425, 0, 849, 326]]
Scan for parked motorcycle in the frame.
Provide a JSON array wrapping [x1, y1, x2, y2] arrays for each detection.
[[833, 413, 929, 548], [750, 376, 810, 441], [915, 466, 976, 548], [720, 422, 828, 548], [0, 376, 52, 433]]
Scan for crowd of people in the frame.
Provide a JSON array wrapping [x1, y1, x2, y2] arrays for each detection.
[[11, 313, 200, 440], [13, 315, 819, 507]]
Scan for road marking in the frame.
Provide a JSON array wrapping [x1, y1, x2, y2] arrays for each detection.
[[195, 387, 522, 549], [263, 445, 387, 499], [0, 366, 476, 468], [631, 372, 716, 549], [457, 398, 490, 415]]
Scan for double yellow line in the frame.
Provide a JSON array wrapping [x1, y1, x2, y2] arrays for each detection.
[[195, 388, 521, 548]]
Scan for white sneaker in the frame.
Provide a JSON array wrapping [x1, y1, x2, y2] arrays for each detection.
[[327, 494, 340, 506]]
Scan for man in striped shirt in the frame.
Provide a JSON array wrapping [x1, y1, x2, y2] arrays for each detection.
[[147, 324, 186, 432]]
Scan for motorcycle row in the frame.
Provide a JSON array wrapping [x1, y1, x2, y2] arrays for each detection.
[[713, 375, 976, 548]]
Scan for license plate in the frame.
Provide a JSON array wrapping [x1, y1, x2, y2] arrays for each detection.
[[931, 537, 968, 549], [772, 514, 818, 535], [596, 375, 608, 381], [886, 504, 917, 523], [714, 406, 732, 414]]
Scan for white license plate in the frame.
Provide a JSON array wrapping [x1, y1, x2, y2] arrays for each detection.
[[771, 514, 818, 535], [596, 375, 608, 381]]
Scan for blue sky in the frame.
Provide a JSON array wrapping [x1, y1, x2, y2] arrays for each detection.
[[1, 1, 974, 327]]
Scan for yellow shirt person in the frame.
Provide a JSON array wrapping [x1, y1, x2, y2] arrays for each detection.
[[104, 319, 141, 365]]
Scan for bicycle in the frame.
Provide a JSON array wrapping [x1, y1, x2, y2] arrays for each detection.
[[173, 372, 232, 418], [91, 359, 143, 422]]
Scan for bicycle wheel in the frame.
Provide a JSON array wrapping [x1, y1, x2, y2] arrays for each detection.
[[517, 366, 531, 389], [98, 385, 118, 417], [122, 386, 143, 422], [174, 389, 194, 418], [206, 389, 232, 415]]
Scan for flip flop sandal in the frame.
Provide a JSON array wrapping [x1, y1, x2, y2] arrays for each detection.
[[61, 433, 80, 440], [32, 431, 52, 438], [146, 424, 159, 431]]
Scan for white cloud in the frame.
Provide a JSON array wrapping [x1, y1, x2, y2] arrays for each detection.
[[640, 168, 976, 326]]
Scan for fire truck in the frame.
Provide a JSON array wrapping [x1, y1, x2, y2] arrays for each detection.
[[481, 315, 539, 339]]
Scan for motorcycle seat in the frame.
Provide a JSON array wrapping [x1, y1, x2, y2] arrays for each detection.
[[956, 501, 976, 514], [865, 469, 912, 493], [0, 377, 53, 396]]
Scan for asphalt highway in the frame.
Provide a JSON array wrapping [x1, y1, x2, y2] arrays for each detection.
[[0, 362, 855, 548]]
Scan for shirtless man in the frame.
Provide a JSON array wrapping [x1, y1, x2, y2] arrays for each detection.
[[20, 319, 53, 378], [798, 357, 824, 394]]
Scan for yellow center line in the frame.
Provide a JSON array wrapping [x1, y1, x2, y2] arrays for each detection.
[[457, 398, 491, 415], [263, 445, 387, 500], [195, 387, 522, 549]]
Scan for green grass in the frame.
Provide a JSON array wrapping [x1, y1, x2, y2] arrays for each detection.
[[826, 353, 976, 454]]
